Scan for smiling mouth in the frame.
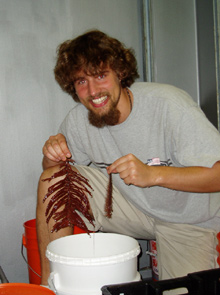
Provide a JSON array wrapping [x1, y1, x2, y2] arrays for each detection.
[[91, 95, 108, 107]]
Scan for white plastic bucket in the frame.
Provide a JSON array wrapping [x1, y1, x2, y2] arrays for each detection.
[[46, 233, 141, 295]]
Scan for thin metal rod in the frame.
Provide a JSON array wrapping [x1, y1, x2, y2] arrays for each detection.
[[142, 0, 154, 82]]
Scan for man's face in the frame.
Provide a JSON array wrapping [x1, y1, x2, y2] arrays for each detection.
[[74, 68, 122, 127]]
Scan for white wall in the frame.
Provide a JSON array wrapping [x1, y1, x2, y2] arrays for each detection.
[[149, 0, 199, 101], [144, 0, 218, 128], [0, 0, 143, 283]]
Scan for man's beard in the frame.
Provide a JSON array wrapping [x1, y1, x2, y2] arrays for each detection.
[[88, 105, 121, 128], [88, 87, 121, 128]]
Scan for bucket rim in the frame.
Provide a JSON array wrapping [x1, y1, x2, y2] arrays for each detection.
[[0, 283, 54, 293], [46, 233, 140, 266], [0, 283, 41, 288], [23, 218, 36, 228]]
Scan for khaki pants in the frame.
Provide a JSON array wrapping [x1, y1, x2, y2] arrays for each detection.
[[77, 165, 219, 294]]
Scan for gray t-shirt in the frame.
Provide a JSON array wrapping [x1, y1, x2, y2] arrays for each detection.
[[59, 82, 220, 231]]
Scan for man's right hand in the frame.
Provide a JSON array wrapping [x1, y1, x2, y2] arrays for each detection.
[[42, 133, 72, 169]]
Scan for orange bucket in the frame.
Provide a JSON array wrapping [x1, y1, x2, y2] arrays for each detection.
[[0, 283, 55, 294], [73, 225, 87, 234], [22, 219, 86, 284], [22, 219, 41, 284]]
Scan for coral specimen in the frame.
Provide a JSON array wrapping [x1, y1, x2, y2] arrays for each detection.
[[42, 159, 113, 233], [42, 159, 94, 233], [105, 173, 113, 218]]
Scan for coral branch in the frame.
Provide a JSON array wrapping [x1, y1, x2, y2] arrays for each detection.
[[105, 173, 113, 218], [42, 159, 94, 233]]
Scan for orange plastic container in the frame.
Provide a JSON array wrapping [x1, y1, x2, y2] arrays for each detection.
[[0, 283, 55, 294], [73, 225, 87, 234], [23, 219, 41, 285], [23, 219, 86, 284]]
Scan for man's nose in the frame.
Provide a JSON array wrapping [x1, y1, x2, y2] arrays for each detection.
[[88, 81, 99, 97]]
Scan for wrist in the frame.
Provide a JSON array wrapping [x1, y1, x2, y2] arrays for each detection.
[[150, 166, 165, 187]]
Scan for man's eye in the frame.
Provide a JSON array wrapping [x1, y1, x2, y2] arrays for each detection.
[[98, 74, 105, 80], [78, 80, 86, 85]]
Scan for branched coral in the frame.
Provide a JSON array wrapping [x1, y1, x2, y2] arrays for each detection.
[[42, 159, 94, 233], [42, 159, 113, 233]]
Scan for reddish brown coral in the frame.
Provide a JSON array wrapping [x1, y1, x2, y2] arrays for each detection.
[[42, 159, 113, 233], [105, 173, 113, 218], [42, 159, 94, 233]]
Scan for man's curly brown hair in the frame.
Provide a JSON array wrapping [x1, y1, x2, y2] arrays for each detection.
[[54, 30, 139, 102]]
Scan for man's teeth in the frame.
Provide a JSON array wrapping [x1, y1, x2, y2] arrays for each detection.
[[92, 96, 107, 104]]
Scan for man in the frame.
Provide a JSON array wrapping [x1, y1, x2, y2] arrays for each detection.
[[37, 30, 220, 289]]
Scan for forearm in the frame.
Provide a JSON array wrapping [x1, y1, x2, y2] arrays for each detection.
[[153, 161, 220, 193]]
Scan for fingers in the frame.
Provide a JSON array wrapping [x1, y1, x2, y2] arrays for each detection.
[[107, 154, 150, 187], [43, 133, 71, 162], [107, 154, 132, 175], [107, 154, 137, 184]]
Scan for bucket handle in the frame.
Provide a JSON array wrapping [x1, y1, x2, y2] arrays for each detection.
[[146, 250, 157, 257], [21, 236, 41, 278], [48, 272, 58, 293]]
